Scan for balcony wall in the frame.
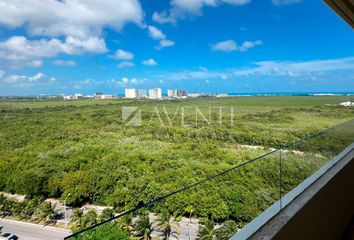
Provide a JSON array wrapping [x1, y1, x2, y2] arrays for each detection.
[[232, 143, 354, 240]]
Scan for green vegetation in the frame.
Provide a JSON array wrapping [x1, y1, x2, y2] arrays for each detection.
[[74, 222, 130, 240], [0, 194, 59, 224], [134, 212, 153, 240], [155, 210, 178, 240], [0, 96, 353, 233], [197, 220, 237, 240]]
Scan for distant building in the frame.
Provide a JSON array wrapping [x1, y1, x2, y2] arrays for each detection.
[[96, 95, 114, 100], [188, 93, 201, 98], [167, 89, 187, 98], [125, 89, 147, 99], [340, 101, 354, 107], [63, 95, 78, 100], [94, 92, 114, 99], [216, 93, 229, 98], [125, 89, 137, 99], [187, 93, 214, 98], [149, 88, 162, 99], [137, 89, 147, 98], [167, 89, 175, 98]]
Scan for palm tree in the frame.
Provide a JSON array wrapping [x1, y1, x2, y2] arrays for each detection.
[[81, 209, 98, 228], [156, 211, 179, 240], [197, 220, 238, 240], [134, 213, 153, 240], [214, 220, 238, 240], [197, 220, 216, 240], [99, 208, 114, 222], [20, 199, 36, 220], [70, 208, 84, 230], [41, 202, 58, 224], [32, 202, 57, 224], [70, 208, 84, 223], [0, 196, 12, 217], [117, 214, 134, 234], [0, 194, 6, 204]]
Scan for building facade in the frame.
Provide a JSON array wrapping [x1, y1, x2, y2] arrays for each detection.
[[149, 88, 162, 99], [125, 89, 137, 99], [167, 89, 187, 98]]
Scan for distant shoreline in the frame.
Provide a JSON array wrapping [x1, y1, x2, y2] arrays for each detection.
[[227, 92, 354, 96], [0, 92, 354, 98]]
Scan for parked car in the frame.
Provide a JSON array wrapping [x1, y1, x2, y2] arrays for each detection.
[[0, 233, 18, 240]]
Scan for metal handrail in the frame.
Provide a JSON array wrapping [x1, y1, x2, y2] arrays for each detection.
[[65, 118, 354, 239]]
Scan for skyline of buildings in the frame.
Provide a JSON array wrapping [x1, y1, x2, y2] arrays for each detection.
[[60, 88, 354, 101], [63, 88, 191, 100]]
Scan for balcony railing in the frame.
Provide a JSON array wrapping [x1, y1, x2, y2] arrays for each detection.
[[65, 118, 354, 240]]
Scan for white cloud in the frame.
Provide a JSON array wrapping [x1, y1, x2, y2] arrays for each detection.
[[155, 57, 354, 81], [212, 40, 262, 52], [153, 0, 251, 24], [53, 60, 77, 67], [212, 40, 237, 52], [220, 74, 228, 80], [0, 0, 143, 68], [238, 40, 263, 52], [29, 73, 45, 81], [158, 69, 228, 81], [0, 36, 106, 68], [105, 77, 144, 87], [147, 25, 175, 50], [158, 39, 175, 49], [117, 61, 135, 68], [223, 0, 251, 5], [152, 12, 173, 24], [142, 58, 158, 66], [130, 78, 139, 84], [147, 26, 166, 40], [0, 70, 4, 79], [272, 0, 301, 6], [31, 60, 44, 67], [0, 0, 143, 39], [1, 72, 46, 87], [72, 77, 146, 89], [233, 57, 354, 76], [111, 49, 135, 60]]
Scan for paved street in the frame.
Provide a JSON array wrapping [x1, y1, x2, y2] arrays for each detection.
[[0, 219, 70, 240]]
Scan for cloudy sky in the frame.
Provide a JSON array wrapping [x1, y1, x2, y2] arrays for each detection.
[[0, 0, 353, 95]]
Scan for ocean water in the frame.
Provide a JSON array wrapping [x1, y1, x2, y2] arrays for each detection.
[[227, 92, 354, 96]]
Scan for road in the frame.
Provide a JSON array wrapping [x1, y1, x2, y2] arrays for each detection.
[[0, 219, 70, 240]]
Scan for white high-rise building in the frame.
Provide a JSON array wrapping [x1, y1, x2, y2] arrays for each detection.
[[149, 88, 162, 99], [125, 89, 137, 99], [167, 89, 187, 98], [167, 89, 176, 98]]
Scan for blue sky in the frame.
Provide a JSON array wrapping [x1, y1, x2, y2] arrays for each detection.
[[0, 0, 353, 95]]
